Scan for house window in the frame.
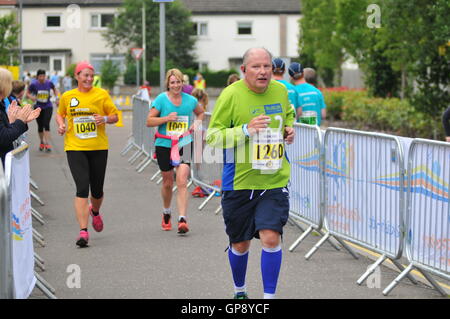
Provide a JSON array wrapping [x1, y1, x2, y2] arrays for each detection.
[[193, 22, 208, 36], [199, 62, 208, 72], [91, 13, 115, 29], [53, 59, 62, 71], [237, 22, 252, 35], [46, 14, 61, 28], [90, 54, 126, 73], [229, 58, 243, 71]]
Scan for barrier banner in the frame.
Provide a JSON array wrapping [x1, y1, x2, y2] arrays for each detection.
[[408, 140, 450, 274], [324, 129, 404, 257], [5, 146, 36, 299], [286, 124, 323, 227]]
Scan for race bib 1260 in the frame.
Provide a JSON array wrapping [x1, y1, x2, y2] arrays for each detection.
[[252, 129, 284, 171]]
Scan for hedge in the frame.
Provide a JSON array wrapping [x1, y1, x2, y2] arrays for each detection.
[[322, 89, 440, 139], [124, 63, 239, 88]]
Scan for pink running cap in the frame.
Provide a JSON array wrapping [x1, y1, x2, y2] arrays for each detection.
[[74, 61, 94, 76]]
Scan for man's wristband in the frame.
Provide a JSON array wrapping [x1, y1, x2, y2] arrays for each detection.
[[242, 124, 250, 137], [104, 116, 108, 124]]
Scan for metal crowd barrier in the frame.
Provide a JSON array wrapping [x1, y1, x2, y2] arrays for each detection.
[[286, 123, 340, 252], [121, 96, 159, 174], [383, 139, 450, 296], [191, 112, 222, 212], [0, 163, 13, 298], [304, 128, 422, 290], [1, 143, 56, 299]]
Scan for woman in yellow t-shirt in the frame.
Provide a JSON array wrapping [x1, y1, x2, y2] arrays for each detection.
[[56, 61, 118, 248]]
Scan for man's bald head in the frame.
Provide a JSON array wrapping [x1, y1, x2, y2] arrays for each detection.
[[242, 48, 273, 67], [303, 68, 317, 86]]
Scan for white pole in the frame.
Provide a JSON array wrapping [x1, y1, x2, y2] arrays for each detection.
[[142, 2, 146, 83], [159, 3, 165, 92]]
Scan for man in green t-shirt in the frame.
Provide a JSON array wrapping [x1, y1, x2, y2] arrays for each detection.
[[206, 47, 295, 299]]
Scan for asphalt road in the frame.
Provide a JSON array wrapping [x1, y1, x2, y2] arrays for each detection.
[[28, 112, 445, 299]]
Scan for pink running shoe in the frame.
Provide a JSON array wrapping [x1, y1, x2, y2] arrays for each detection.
[[76, 230, 89, 247], [89, 204, 104, 232]]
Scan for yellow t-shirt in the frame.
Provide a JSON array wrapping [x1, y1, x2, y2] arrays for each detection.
[[58, 87, 118, 151]]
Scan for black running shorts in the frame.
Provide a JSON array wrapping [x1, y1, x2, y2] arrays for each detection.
[[221, 187, 290, 244], [66, 150, 108, 198], [155, 144, 192, 172]]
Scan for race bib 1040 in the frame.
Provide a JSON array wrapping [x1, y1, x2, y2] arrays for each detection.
[[73, 116, 97, 139]]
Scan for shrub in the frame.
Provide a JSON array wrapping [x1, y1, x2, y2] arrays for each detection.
[[100, 60, 121, 90], [322, 89, 439, 139]]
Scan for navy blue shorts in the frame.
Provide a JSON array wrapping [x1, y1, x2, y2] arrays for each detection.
[[221, 187, 290, 244]]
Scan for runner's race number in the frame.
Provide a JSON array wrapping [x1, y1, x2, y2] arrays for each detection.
[[167, 116, 189, 137], [255, 143, 284, 161], [74, 116, 97, 139]]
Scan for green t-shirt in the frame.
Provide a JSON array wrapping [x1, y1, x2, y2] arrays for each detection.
[[206, 79, 295, 191]]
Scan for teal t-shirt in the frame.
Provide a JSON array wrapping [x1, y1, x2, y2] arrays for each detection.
[[206, 79, 296, 191], [294, 83, 326, 126], [277, 79, 298, 109], [152, 92, 198, 148]]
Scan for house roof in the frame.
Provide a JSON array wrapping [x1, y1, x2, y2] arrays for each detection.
[[0, 0, 16, 5], [21, 0, 122, 7], [20, 0, 301, 14], [181, 0, 301, 15]]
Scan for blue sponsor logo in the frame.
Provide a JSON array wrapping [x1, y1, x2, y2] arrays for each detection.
[[250, 106, 265, 115], [264, 103, 282, 114]]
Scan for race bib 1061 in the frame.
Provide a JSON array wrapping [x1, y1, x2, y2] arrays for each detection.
[[167, 116, 189, 137]]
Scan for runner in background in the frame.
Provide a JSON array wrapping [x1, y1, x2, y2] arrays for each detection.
[[226, 73, 240, 86], [442, 106, 450, 142], [50, 71, 60, 90], [146, 68, 204, 234], [140, 80, 152, 97], [56, 61, 118, 248], [182, 74, 193, 95], [27, 69, 60, 152], [93, 73, 102, 88], [207, 48, 295, 299], [272, 58, 299, 110], [289, 62, 326, 126], [303, 67, 318, 87], [191, 88, 209, 112], [193, 72, 206, 90]]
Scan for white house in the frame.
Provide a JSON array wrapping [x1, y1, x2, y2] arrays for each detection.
[[184, 0, 301, 71], [9, 0, 301, 78], [19, 0, 124, 76]]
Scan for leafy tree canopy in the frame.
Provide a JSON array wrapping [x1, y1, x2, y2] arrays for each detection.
[[104, 0, 197, 70]]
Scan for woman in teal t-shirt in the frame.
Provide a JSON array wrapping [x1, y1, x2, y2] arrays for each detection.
[[146, 68, 204, 235]]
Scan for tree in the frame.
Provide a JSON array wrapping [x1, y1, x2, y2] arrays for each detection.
[[299, 0, 343, 87], [0, 13, 19, 65], [378, 0, 450, 137], [103, 0, 197, 72], [100, 60, 121, 91]]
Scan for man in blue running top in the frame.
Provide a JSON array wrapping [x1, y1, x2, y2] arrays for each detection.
[[289, 62, 327, 126], [272, 58, 299, 111]]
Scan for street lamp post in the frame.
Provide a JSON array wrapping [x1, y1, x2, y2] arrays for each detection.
[[153, 0, 173, 93], [159, 2, 165, 91], [142, 1, 146, 83], [19, 0, 23, 80]]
